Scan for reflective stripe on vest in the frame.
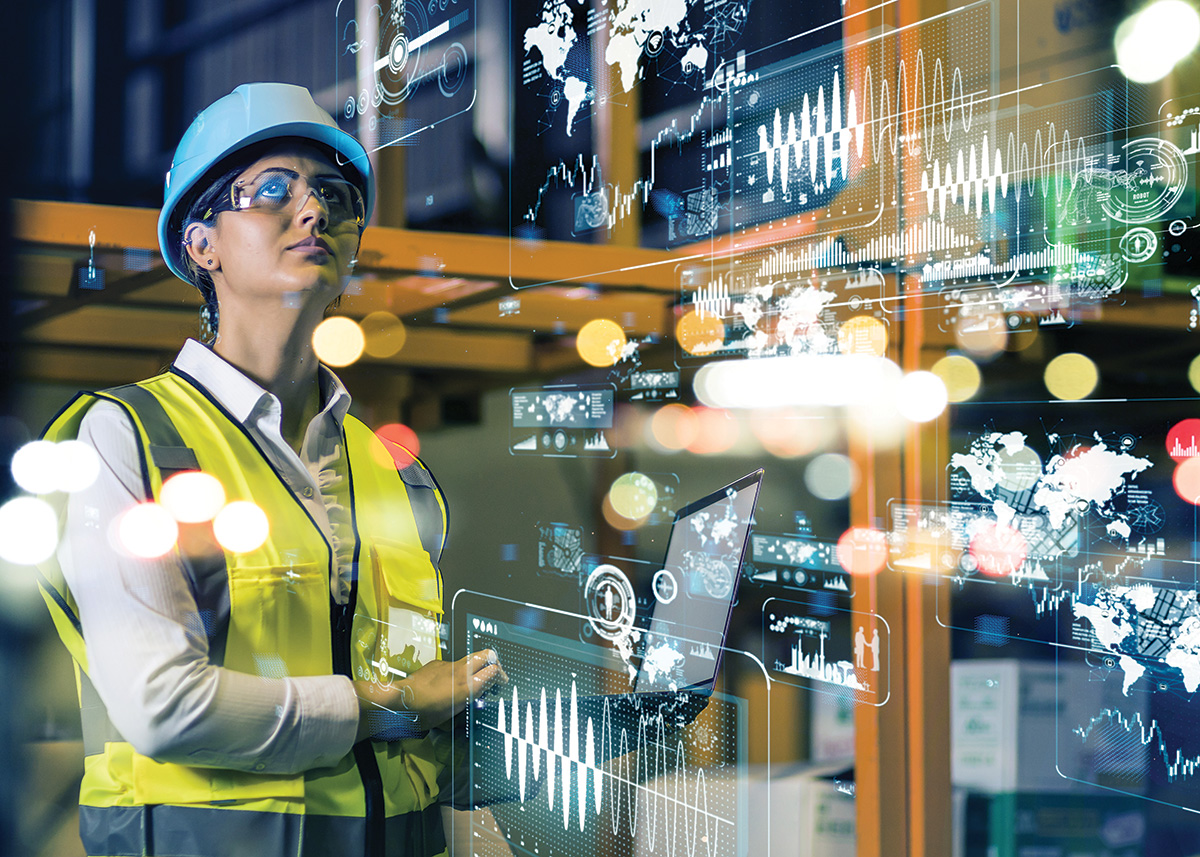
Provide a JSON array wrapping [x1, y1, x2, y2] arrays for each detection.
[[79, 802, 447, 857], [39, 370, 451, 857]]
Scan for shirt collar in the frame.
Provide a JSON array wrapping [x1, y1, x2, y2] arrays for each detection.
[[173, 338, 352, 428]]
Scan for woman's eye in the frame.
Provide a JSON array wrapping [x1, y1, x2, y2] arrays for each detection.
[[254, 176, 292, 203], [321, 186, 350, 208]]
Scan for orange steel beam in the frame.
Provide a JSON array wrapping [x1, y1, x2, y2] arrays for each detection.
[[12, 200, 680, 291]]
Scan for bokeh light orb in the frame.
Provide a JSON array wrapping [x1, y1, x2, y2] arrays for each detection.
[[898, 371, 949, 422], [954, 315, 1006, 358], [54, 440, 101, 493], [837, 315, 888, 357], [752, 409, 830, 458], [1188, 354, 1200, 395], [1173, 456, 1200, 505], [312, 316, 366, 367], [0, 497, 59, 565], [805, 453, 859, 501], [602, 495, 642, 531], [361, 311, 408, 358], [375, 423, 421, 469], [649, 404, 698, 452], [213, 501, 270, 553], [687, 407, 738, 455], [1044, 353, 1099, 400], [968, 521, 1028, 577], [931, 355, 982, 403], [576, 319, 627, 368], [676, 310, 725, 356], [117, 502, 179, 559], [836, 527, 888, 576], [1116, 0, 1200, 83], [11, 441, 62, 495], [160, 472, 226, 523], [1167, 418, 1200, 462], [608, 472, 659, 521]]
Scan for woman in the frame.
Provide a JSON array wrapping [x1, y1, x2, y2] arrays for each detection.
[[38, 82, 504, 857]]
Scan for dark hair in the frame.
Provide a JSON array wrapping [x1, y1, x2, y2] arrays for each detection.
[[177, 137, 365, 339]]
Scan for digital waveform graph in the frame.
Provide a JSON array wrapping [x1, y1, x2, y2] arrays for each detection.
[[487, 681, 728, 857], [1075, 708, 1200, 783], [733, 26, 986, 230], [464, 616, 745, 857]]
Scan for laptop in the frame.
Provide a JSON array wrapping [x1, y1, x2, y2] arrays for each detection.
[[632, 468, 764, 699]]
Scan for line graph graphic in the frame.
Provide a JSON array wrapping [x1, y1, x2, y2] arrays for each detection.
[[520, 94, 729, 241], [1075, 708, 1200, 783]]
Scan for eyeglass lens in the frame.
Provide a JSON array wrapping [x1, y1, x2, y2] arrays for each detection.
[[234, 169, 363, 225]]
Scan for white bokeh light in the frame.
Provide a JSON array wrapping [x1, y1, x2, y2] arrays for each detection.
[[694, 355, 902, 409], [160, 472, 226, 523], [804, 453, 859, 501], [0, 497, 59, 565], [897, 371, 949, 423], [55, 440, 102, 493], [117, 503, 180, 559], [1116, 0, 1200, 83], [213, 501, 270, 553], [11, 441, 62, 494]]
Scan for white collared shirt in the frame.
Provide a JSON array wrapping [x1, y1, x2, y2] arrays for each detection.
[[56, 339, 359, 774]]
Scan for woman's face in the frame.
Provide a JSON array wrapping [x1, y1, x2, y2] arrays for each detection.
[[205, 143, 361, 310]]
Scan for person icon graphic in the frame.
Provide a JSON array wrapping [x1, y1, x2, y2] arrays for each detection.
[[855, 625, 868, 669], [870, 627, 881, 672]]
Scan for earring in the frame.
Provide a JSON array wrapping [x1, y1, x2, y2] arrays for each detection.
[[199, 303, 219, 344]]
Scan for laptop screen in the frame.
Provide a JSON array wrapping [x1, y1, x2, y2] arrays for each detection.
[[634, 469, 764, 694]]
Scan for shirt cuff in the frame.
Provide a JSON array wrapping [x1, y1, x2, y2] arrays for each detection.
[[291, 674, 359, 768]]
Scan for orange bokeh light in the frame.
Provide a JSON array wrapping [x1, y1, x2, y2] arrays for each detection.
[[687, 407, 738, 455], [1173, 456, 1200, 505], [836, 527, 889, 576], [676, 310, 725, 356], [650, 404, 698, 451]]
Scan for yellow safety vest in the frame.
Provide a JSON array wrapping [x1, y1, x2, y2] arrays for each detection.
[[37, 369, 456, 857]]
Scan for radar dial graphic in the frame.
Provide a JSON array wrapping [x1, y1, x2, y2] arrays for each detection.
[[584, 564, 636, 640], [1102, 138, 1187, 224], [376, 3, 429, 106]]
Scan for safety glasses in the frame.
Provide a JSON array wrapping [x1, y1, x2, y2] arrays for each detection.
[[210, 167, 366, 229]]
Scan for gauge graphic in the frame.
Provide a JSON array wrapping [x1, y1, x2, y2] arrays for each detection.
[[584, 564, 636, 640], [337, 0, 475, 152], [688, 552, 734, 599], [1102, 138, 1187, 224], [1119, 227, 1158, 264], [652, 569, 678, 604]]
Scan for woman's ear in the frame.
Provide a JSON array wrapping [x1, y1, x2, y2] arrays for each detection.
[[183, 223, 219, 271]]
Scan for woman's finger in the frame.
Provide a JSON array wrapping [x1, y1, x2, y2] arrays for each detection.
[[469, 663, 504, 695]]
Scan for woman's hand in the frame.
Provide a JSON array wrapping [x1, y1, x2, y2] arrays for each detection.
[[355, 650, 508, 741]]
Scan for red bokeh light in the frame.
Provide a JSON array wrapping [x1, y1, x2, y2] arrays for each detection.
[[836, 527, 888, 577], [1167, 418, 1200, 463], [969, 522, 1028, 577], [376, 423, 420, 469]]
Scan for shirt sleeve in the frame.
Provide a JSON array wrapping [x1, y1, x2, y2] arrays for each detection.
[[58, 400, 359, 774]]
